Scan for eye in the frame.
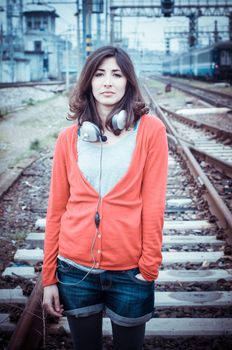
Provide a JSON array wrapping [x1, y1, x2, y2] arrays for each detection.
[[94, 72, 104, 77], [113, 73, 122, 78]]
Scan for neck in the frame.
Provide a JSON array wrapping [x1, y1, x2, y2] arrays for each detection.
[[96, 103, 113, 125]]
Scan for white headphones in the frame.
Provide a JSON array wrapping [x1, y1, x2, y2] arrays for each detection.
[[79, 110, 127, 142]]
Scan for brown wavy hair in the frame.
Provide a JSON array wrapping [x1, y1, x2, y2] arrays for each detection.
[[68, 45, 149, 135]]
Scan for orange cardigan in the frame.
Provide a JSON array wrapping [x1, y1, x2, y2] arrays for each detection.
[[42, 115, 168, 287]]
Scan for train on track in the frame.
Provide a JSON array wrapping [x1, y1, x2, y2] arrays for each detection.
[[162, 40, 232, 82]]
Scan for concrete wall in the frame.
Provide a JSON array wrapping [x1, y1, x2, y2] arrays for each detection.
[[1, 60, 30, 82]]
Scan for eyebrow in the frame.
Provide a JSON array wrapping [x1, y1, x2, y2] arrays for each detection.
[[96, 68, 122, 72]]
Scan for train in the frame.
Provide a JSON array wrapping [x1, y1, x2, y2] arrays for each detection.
[[162, 41, 232, 82]]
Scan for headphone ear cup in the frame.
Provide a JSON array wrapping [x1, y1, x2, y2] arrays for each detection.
[[80, 121, 101, 142], [112, 110, 127, 130]]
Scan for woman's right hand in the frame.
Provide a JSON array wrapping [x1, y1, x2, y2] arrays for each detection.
[[42, 284, 64, 317]]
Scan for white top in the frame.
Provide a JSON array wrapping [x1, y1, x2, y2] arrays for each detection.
[[77, 121, 140, 197]]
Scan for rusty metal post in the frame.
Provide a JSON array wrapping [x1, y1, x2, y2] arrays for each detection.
[[7, 274, 43, 350]]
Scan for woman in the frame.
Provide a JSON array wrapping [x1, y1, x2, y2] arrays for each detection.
[[42, 46, 168, 350]]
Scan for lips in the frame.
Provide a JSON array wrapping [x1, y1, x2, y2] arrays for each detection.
[[101, 91, 115, 95]]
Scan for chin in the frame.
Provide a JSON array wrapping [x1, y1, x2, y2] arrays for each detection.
[[99, 99, 118, 106]]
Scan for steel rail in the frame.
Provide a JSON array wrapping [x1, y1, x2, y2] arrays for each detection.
[[174, 81, 232, 101], [0, 81, 66, 89], [153, 75, 232, 100], [189, 146, 232, 179], [152, 75, 232, 109], [160, 105, 232, 140], [5, 83, 232, 349], [159, 105, 232, 172], [167, 125, 232, 178], [143, 83, 232, 242]]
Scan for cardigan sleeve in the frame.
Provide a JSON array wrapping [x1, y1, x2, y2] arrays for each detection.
[[42, 133, 70, 287], [138, 123, 168, 281]]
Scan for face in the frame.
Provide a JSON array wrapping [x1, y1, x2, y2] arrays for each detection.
[[91, 56, 127, 112]]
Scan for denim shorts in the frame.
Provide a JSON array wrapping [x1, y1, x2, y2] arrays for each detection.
[[57, 259, 155, 327]]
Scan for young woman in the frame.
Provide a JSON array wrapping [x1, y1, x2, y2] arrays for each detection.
[[42, 46, 168, 350]]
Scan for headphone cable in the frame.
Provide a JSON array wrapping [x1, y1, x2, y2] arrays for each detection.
[[57, 137, 104, 286]]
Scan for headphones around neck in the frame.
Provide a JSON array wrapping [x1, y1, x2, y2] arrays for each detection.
[[79, 110, 127, 142]]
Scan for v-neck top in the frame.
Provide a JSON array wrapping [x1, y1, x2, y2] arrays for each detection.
[[42, 114, 168, 287], [77, 120, 140, 197]]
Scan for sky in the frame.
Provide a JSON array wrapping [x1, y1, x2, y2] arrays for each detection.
[[50, 1, 230, 52], [0, 0, 230, 52]]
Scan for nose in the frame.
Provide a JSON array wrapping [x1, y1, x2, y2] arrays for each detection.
[[103, 74, 112, 87]]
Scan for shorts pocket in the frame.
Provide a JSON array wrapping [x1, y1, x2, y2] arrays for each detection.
[[57, 259, 76, 273], [125, 268, 153, 285]]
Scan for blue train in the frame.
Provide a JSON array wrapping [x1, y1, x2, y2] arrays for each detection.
[[162, 41, 232, 82]]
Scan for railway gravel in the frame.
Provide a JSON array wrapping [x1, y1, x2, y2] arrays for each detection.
[[157, 75, 232, 97], [150, 75, 232, 109], [1, 150, 232, 349], [0, 83, 67, 114], [0, 92, 69, 176], [145, 77, 232, 133], [1, 83, 232, 349], [0, 87, 55, 113]]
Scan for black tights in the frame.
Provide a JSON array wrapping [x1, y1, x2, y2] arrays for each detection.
[[67, 312, 145, 350]]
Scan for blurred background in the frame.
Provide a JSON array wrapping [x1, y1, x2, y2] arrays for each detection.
[[1, 1, 231, 174], [0, 0, 231, 82], [0, 3, 232, 349]]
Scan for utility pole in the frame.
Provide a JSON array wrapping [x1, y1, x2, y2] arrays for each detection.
[[96, 12, 101, 48], [165, 37, 170, 55], [105, 0, 109, 44], [6, 0, 14, 82], [75, 0, 81, 77], [188, 12, 198, 48], [0, 5, 4, 82], [110, 8, 115, 44], [19, 0, 24, 51], [229, 12, 232, 41], [82, 0, 92, 59], [213, 20, 219, 43], [0, 23, 3, 82], [65, 33, 70, 91]]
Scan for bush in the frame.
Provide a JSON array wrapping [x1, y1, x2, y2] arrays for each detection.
[[30, 139, 41, 150]]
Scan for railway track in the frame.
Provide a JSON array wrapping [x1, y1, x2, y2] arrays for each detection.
[[143, 83, 232, 236], [0, 81, 66, 90], [160, 106, 232, 168], [144, 76, 232, 225], [1, 85, 232, 349], [152, 75, 232, 109]]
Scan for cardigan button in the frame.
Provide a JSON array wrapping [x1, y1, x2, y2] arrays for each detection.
[[97, 249, 101, 254]]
